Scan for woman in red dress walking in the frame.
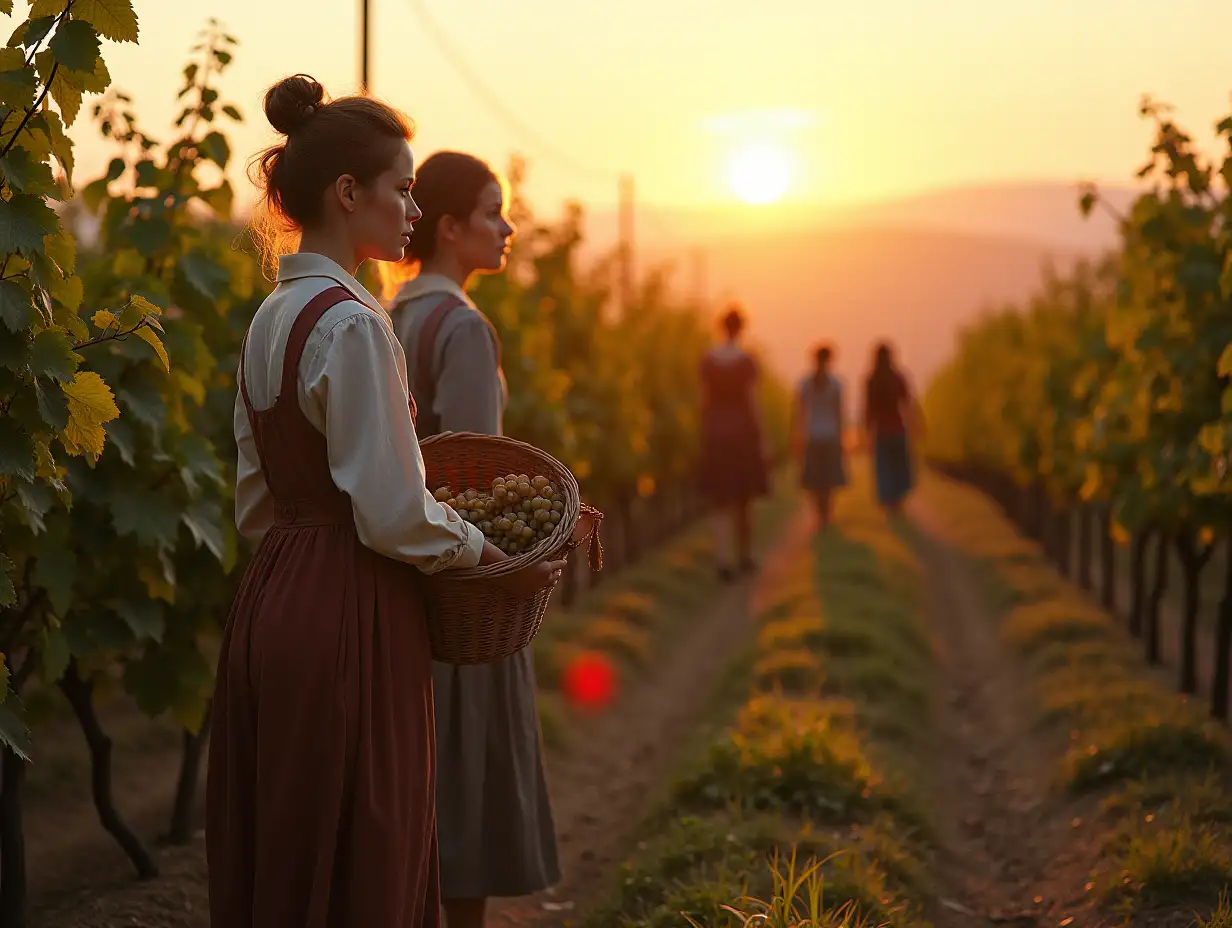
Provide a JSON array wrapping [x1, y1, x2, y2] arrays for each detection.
[[205, 74, 562, 928], [697, 304, 770, 581]]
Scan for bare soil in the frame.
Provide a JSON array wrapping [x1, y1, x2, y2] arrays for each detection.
[[908, 498, 1117, 928]]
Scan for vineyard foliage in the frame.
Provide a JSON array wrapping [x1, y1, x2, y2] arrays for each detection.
[[0, 0, 165, 758], [0, 12, 786, 762], [924, 97, 1232, 539]]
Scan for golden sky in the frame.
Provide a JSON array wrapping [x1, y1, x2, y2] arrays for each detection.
[[50, 0, 1232, 216]]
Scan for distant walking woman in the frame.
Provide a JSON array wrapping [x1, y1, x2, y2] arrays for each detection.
[[384, 151, 560, 928], [794, 343, 846, 529], [863, 341, 916, 516], [206, 75, 561, 928], [698, 304, 770, 581]]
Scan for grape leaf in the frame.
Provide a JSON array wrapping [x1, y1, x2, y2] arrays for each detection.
[[0, 280, 34, 331], [34, 376, 69, 431], [0, 700, 32, 762], [182, 499, 225, 560], [0, 47, 36, 108], [91, 309, 118, 332], [198, 180, 233, 219], [0, 194, 59, 258], [43, 109, 73, 185], [48, 19, 101, 72], [29, 329, 80, 382], [178, 249, 229, 299], [0, 417, 36, 481], [0, 325, 31, 372], [41, 626, 69, 682], [83, 179, 117, 219], [128, 216, 171, 257], [48, 271, 82, 313], [31, 545, 75, 616], [43, 228, 76, 276], [123, 645, 210, 729], [117, 378, 164, 433], [197, 131, 230, 169], [102, 415, 135, 466], [61, 370, 119, 458], [17, 476, 55, 529], [108, 485, 180, 547], [0, 552, 15, 608], [115, 600, 164, 643], [0, 146, 56, 196], [133, 324, 169, 371], [64, 0, 140, 43]]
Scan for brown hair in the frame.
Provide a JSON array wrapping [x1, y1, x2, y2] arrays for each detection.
[[721, 302, 745, 338], [379, 151, 502, 300], [404, 151, 498, 263], [248, 74, 415, 274]]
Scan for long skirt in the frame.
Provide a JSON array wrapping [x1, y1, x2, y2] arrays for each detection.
[[433, 648, 560, 899], [801, 437, 847, 493], [873, 432, 914, 507], [206, 518, 440, 928]]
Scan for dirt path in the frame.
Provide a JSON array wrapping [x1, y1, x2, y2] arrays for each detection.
[[906, 498, 1100, 928], [488, 508, 812, 927], [26, 510, 810, 928]]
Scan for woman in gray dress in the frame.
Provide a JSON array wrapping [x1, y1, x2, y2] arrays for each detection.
[[792, 342, 847, 530], [385, 151, 560, 928]]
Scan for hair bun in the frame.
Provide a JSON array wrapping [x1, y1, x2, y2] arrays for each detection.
[[264, 73, 326, 136]]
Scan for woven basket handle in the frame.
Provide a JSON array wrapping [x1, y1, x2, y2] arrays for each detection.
[[559, 504, 604, 571]]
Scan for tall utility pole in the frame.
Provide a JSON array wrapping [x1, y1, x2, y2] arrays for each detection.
[[617, 174, 635, 316], [360, 0, 371, 92]]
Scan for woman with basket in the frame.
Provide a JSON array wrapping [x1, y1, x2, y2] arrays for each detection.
[[385, 151, 560, 928], [206, 76, 564, 928]]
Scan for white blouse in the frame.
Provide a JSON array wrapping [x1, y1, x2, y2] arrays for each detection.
[[233, 252, 486, 574]]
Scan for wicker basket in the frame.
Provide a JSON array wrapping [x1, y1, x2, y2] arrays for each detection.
[[417, 431, 603, 665]]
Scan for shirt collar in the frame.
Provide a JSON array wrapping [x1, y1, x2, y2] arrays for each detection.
[[391, 272, 472, 309], [276, 252, 384, 314]]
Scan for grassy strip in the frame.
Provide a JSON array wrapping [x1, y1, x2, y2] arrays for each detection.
[[581, 475, 938, 928], [919, 471, 1232, 926], [531, 474, 796, 750]]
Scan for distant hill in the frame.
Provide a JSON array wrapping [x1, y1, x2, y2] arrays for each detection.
[[575, 181, 1141, 390]]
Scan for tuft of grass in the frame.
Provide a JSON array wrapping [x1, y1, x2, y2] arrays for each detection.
[[602, 590, 660, 627], [1102, 815, 1232, 912], [1196, 893, 1232, 927], [671, 694, 901, 825], [683, 846, 899, 928], [753, 647, 825, 694], [582, 616, 651, 666]]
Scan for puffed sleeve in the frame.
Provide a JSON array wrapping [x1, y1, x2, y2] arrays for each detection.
[[435, 314, 503, 435], [234, 380, 276, 544], [311, 310, 486, 573]]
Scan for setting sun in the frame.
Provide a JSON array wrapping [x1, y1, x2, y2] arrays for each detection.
[[727, 142, 794, 205]]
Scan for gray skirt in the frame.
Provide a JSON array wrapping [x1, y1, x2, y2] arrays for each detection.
[[802, 436, 847, 493], [433, 647, 560, 899]]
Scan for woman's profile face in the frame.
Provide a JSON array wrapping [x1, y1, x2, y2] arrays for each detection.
[[454, 180, 515, 274], [352, 142, 423, 264]]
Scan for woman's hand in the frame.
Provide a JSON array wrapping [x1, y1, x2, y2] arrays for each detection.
[[479, 541, 566, 597], [494, 556, 567, 597]]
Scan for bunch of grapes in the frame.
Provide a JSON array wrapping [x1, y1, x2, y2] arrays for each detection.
[[433, 474, 566, 555]]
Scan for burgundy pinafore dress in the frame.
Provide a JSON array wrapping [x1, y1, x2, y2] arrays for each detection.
[[206, 286, 440, 928]]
